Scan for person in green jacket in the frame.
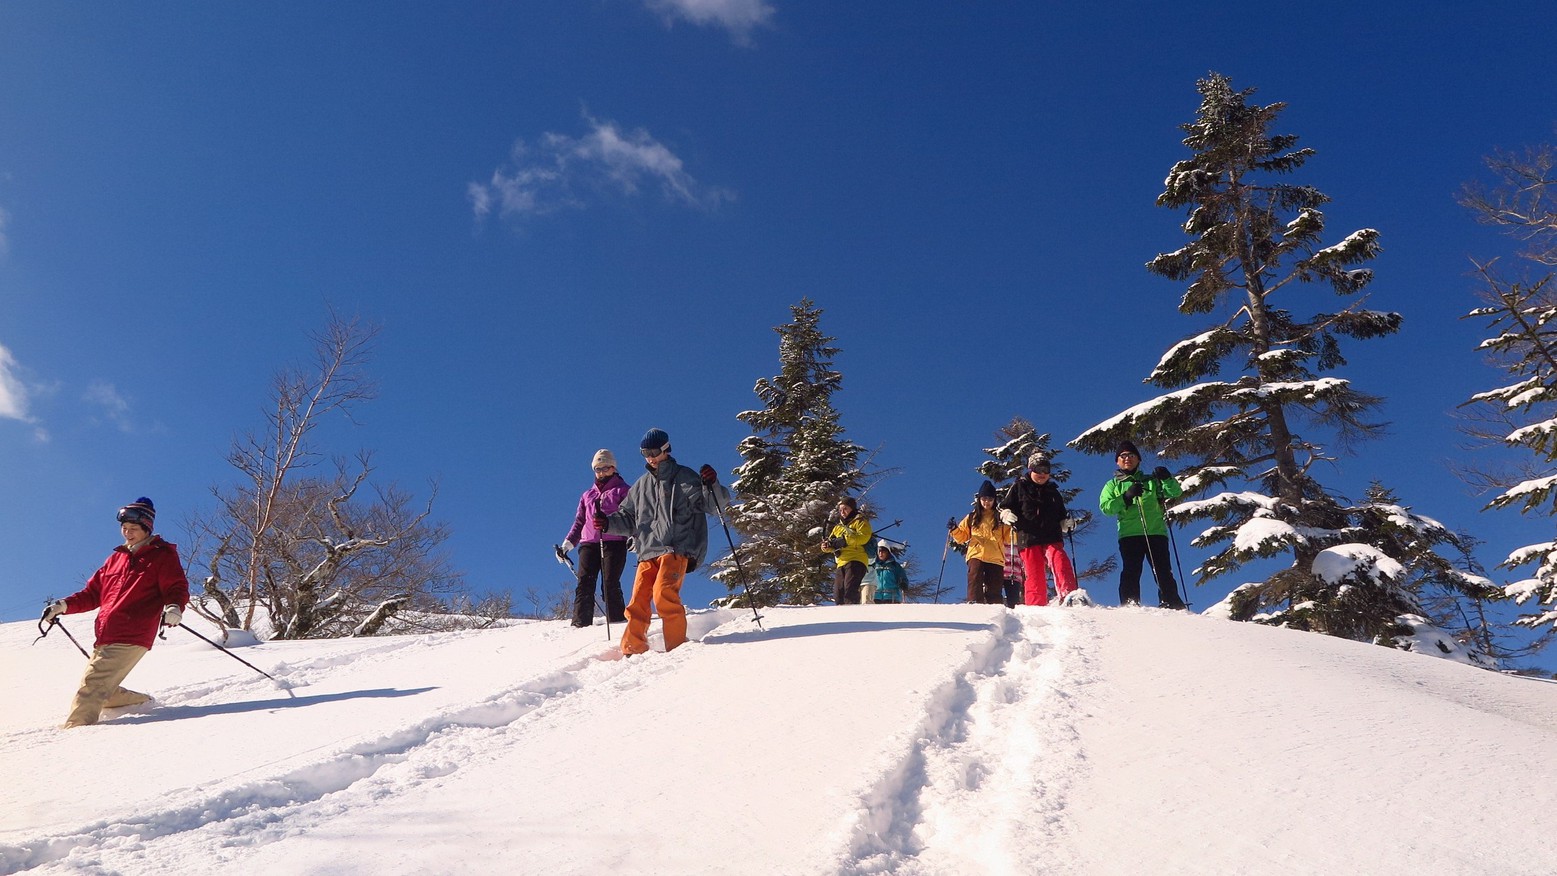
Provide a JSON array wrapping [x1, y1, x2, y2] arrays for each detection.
[[820, 496, 873, 605], [1098, 441, 1187, 609]]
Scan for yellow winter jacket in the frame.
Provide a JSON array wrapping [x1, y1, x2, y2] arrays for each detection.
[[827, 515, 874, 566], [952, 512, 1015, 564]]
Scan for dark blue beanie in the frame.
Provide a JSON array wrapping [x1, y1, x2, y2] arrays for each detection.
[[640, 428, 670, 451]]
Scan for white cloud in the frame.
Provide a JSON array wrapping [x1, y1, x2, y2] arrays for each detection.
[[470, 114, 732, 221], [0, 343, 47, 442], [644, 0, 774, 43], [0, 343, 29, 421], [83, 380, 134, 433]]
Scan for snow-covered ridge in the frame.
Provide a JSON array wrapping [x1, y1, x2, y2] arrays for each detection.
[[4, 605, 1556, 874]]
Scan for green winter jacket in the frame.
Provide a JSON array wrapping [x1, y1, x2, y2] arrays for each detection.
[[1099, 469, 1182, 538]]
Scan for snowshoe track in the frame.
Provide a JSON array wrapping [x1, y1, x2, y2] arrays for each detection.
[[1, 611, 745, 873], [842, 609, 1099, 875]]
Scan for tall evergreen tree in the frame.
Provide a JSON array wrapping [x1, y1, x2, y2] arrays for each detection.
[[712, 299, 869, 606], [1072, 73, 1464, 644], [1460, 140, 1557, 647]]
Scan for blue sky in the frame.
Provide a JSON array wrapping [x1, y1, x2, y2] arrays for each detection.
[[2, 2, 1555, 625]]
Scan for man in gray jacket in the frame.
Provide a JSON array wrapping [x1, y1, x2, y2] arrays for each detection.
[[596, 428, 731, 655]]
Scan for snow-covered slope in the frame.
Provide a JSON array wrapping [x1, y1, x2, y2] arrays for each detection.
[[3, 604, 1555, 875]]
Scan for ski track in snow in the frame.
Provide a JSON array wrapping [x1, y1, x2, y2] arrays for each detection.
[[841, 608, 1096, 876], [1, 612, 741, 874]]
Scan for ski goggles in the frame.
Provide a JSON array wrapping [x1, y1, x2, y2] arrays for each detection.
[[641, 446, 668, 459], [117, 506, 153, 527]]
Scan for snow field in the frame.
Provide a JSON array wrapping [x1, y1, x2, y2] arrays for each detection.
[[5, 603, 1557, 874]]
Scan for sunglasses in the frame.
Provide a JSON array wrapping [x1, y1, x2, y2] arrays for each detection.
[[641, 446, 668, 459], [594, 465, 616, 473]]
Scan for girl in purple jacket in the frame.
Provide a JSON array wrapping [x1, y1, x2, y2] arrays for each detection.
[[561, 449, 631, 627]]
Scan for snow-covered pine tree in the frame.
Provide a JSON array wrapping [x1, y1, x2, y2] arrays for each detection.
[[1071, 73, 1454, 642], [1333, 483, 1496, 664], [977, 416, 1081, 506], [711, 299, 870, 606], [1460, 140, 1557, 644]]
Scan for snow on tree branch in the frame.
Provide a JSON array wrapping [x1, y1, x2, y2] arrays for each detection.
[[1312, 544, 1404, 586]]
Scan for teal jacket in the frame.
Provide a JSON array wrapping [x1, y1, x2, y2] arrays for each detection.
[[870, 556, 907, 601], [1099, 469, 1182, 538]]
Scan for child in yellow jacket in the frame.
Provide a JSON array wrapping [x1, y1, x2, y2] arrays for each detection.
[[950, 480, 1016, 604]]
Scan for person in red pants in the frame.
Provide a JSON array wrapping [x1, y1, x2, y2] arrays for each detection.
[[999, 454, 1078, 606]]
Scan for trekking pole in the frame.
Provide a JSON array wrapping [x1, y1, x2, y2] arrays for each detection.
[[707, 486, 765, 631], [872, 519, 905, 537], [176, 623, 292, 692], [553, 544, 576, 573], [999, 480, 1021, 607], [1165, 519, 1192, 608], [555, 542, 606, 637], [1064, 512, 1080, 564], [933, 518, 953, 604], [1145, 471, 1191, 608], [1133, 489, 1168, 604], [594, 500, 614, 642], [33, 616, 90, 658]]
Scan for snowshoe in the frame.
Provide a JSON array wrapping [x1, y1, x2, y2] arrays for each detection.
[[1059, 589, 1094, 608]]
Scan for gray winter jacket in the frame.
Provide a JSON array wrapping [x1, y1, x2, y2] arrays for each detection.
[[604, 455, 732, 570]]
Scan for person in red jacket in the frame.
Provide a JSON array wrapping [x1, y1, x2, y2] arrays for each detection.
[[41, 497, 190, 728]]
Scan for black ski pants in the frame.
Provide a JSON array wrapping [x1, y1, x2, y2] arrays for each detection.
[[1118, 534, 1183, 608], [834, 561, 867, 605], [574, 540, 628, 626]]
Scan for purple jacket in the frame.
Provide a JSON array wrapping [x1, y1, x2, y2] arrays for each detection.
[[565, 473, 630, 544]]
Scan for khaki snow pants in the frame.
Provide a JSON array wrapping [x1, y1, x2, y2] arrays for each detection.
[[64, 643, 150, 728]]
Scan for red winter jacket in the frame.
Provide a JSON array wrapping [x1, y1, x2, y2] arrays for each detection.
[[64, 536, 191, 649]]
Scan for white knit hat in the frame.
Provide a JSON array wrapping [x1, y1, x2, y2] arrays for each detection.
[[591, 449, 617, 470]]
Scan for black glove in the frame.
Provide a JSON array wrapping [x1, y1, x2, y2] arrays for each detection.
[[828, 537, 845, 550], [946, 517, 956, 531], [592, 512, 609, 532], [1152, 466, 1172, 481], [699, 464, 718, 486], [1122, 482, 1144, 507]]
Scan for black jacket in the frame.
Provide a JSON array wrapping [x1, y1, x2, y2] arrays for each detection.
[[1000, 477, 1068, 547]]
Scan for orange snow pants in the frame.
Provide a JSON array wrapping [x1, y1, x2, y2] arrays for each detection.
[[620, 553, 689, 655]]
